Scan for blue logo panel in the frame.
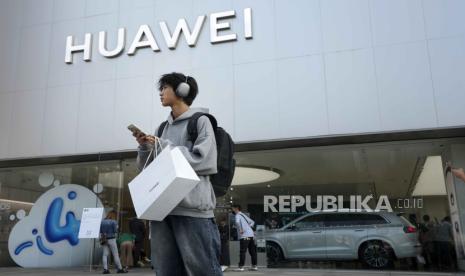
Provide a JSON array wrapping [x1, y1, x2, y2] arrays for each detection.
[[44, 197, 80, 246], [8, 184, 103, 268]]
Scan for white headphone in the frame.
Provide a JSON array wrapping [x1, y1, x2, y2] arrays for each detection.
[[175, 75, 190, 98]]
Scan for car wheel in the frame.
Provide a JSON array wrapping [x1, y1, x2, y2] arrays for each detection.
[[266, 242, 283, 266], [360, 241, 394, 269]]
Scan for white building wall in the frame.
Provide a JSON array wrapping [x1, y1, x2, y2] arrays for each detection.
[[0, 0, 464, 159]]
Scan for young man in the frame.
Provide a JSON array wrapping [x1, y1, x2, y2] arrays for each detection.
[[231, 204, 258, 271], [135, 73, 222, 276]]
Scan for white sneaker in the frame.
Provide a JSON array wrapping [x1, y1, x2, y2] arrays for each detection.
[[221, 265, 229, 272], [234, 267, 245, 272], [137, 261, 145, 267], [249, 265, 258, 271]]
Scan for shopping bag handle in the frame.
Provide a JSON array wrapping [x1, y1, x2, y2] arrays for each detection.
[[142, 137, 163, 171]]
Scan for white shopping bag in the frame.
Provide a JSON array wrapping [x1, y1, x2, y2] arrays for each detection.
[[129, 143, 200, 221]]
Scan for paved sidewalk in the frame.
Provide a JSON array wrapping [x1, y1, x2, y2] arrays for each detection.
[[0, 267, 464, 276]]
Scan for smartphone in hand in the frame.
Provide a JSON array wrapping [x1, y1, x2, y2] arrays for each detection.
[[127, 124, 146, 137]]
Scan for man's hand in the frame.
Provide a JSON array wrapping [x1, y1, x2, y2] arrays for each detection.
[[135, 131, 158, 146], [452, 168, 465, 182], [145, 135, 158, 145], [134, 131, 146, 145]]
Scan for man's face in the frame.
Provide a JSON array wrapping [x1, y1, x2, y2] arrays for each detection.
[[159, 84, 180, 107], [231, 207, 238, 214]]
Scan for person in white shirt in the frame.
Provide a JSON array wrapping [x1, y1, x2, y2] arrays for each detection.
[[231, 204, 258, 272]]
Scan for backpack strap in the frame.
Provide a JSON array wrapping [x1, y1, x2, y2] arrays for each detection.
[[187, 112, 218, 142], [240, 213, 254, 227], [157, 121, 168, 137]]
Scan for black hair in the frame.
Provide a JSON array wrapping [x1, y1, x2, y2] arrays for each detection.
[[232, 204, 241, 210], [423, 214, 430, 222], [158, 72, 198, 106]]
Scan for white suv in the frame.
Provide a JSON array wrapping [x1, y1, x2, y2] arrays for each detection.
[[262, 211, 421, 269]]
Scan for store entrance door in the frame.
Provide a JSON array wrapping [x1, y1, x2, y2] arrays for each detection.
[[444, 163, 465, 271]]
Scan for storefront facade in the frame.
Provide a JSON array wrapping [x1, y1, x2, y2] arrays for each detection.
[[1, 0, 465, 271]]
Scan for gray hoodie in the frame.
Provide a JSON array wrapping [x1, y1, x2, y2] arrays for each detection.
[[136, 108, 217, 218]]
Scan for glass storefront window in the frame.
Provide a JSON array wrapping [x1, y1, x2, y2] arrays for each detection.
[[0, 160, 125, 267], [0, 137, 464, 273], [225, 138, 465, 272]]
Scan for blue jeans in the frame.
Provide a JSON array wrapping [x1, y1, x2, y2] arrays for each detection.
[[150, 215, 223, 276]]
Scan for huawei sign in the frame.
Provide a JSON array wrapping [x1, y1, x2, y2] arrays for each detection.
[[65, 8, 253, 64]]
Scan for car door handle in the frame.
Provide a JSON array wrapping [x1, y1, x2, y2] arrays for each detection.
[[354, 229, 364, 232], [312, 231, 322, 233]]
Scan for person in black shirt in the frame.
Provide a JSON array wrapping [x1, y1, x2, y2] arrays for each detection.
[[218, 218, 230, 272], [129, 217, 146, 267]]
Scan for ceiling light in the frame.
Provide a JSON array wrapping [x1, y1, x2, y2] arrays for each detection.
[[412, 156, 447, 196], [232, 166, 280, 186]]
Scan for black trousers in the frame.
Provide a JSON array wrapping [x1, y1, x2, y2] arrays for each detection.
[[239, 238, 257, 267], [220, 240, 230, 266], [133, 239, 143, 264], [436, 241, 453, 269]]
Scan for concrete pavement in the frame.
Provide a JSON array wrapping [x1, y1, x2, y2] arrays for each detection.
[[0, 267, 464, 276]]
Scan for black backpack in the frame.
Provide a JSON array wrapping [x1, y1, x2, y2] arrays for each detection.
[[157, 112, 236, 197]]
